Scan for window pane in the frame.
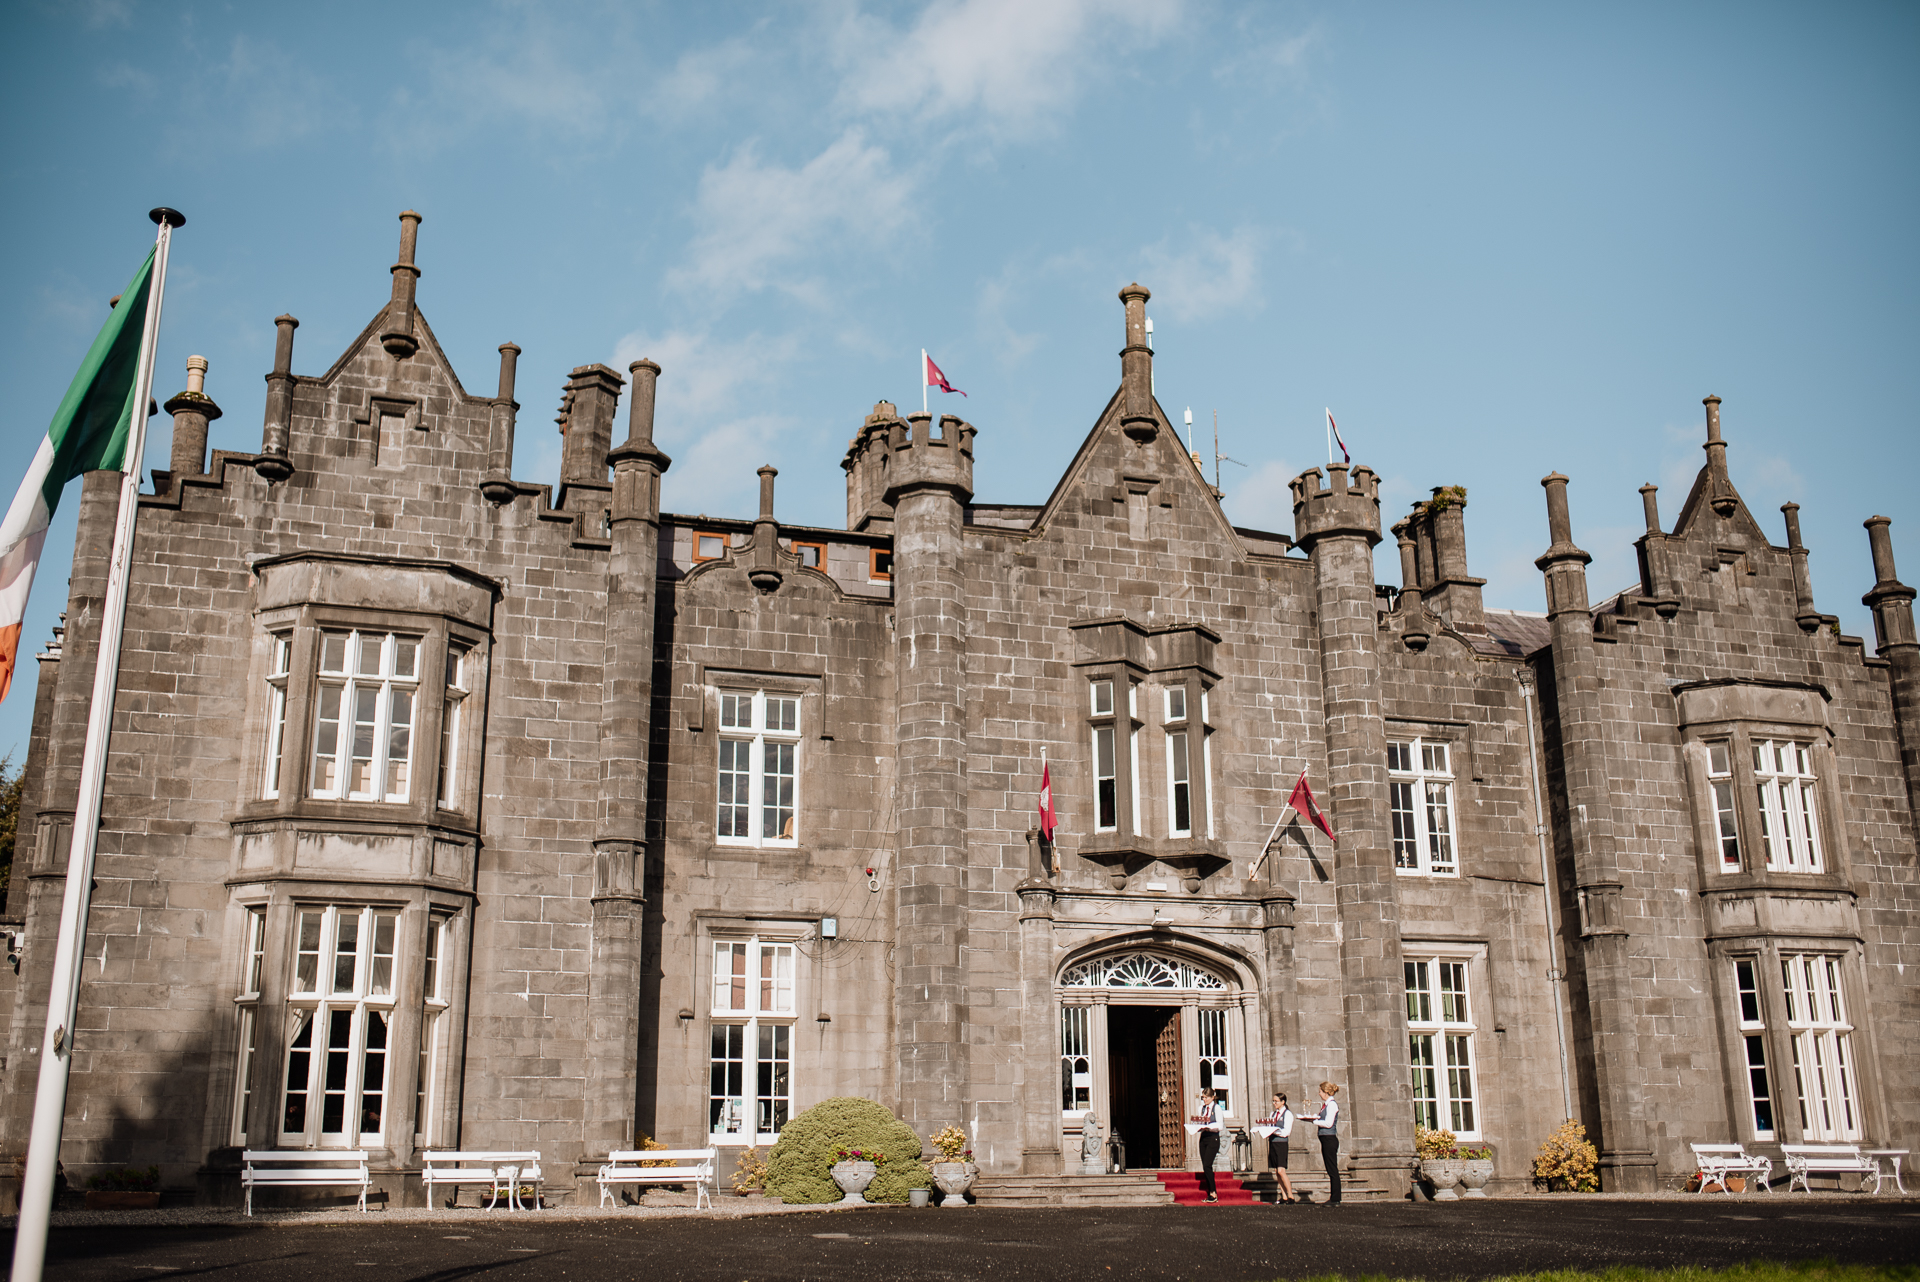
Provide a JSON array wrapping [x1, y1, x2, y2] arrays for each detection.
[[333, 911, 360, 994], [758, 1023, 791, 1135], [1391, 780, 1418, 868], [1095, 726, 1116, 829], [1708, 742, 1729, 775], [392, 638, 417, 680], [295, 911, 323, 993], [283, 1010, 314, 1135], [312, 685, 342, 794], [356, 633, 382, 678], [1404, 961, 1432, 1023], [1439, 962, 1468, 1024], [321, 1008, 353, 1135], [1409, 1033, 1437, 1131], [386, 689, 412, 798], [320, 633, 348, 674], [423, 919, 441, 1002], [1387, 741, 1411, 773], [717, 740, 751, 837], [1170, 731, 1190, 834], [709, 1024, 747, 1135], [763, 742, 796, 840], [766, 697, 798, 733], [369, 912, 396, 998], [1167, 687, 1186, 721], [1446, 1033, 1476, 1132], [1092, 681, 1113, 716], [1425, 781, 1455, 871], [1745, 1034, 1773, 1136], [360, 1010, 388, 1137], [350, 686, 379, 795]]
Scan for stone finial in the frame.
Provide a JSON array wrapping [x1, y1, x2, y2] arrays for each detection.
[[481, 343, 522, 505], [609, 358, 671, 477], [381, 210, 424, 358], [750, 464, 783, 593], [164, 355, 222, 479], [1779, 503, 1821, 632], [1639, 484, 1662, 536], [1535, 473, 1592, 617], [1118, 283, 1157, 443], [1636, 484, 1678, 618], [1862, 516, 1917, 654], [757, 464, 778, 520], [254, 315, 299, 483], [1702, 395, 1737, 517], [1392, 520, 1429, 652]]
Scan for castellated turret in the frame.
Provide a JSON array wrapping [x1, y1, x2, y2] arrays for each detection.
[[1288, 463, 1381, 549]]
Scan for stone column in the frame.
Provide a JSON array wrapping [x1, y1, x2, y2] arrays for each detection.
[[1635, 485, 1679, 619], [1390, 520, 1429, 652], [162, 355, 220, 479], [481, 343, 520, 505], [1535, 472, 1655, 1191], [1862, 517, 1920, 841], [1289, 463, 1411, 1195], [1257, 893, 1299, 1118], [584, 358, 672, 1160], [885, 411, 974, 1141], [1016, 880, 1062, 1175]]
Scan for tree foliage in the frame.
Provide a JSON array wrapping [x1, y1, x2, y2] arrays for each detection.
[[0, 754, 22, 900]]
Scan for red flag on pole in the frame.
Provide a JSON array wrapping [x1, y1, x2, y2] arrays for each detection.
[[1037, 762, 1057, 842], [1287, 769, 1335, 843], [925, 352, 967, 397]]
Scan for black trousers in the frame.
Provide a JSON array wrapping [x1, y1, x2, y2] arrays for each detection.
[[1319, 1132, 1341, 1204], [1199, 1130, 1221, 1195]]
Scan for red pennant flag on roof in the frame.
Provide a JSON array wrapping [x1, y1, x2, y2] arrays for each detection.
[[1287, 769, 1335, 843], [925, 352, 966, 397]]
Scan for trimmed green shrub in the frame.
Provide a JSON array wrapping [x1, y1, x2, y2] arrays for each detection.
[[765, 1097, 931, 1204]]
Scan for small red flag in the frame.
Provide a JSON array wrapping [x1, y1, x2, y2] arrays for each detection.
[[1038, 763, 1057, 842], [925, 352, 967, 397], [1287, 769, 1335, 843]]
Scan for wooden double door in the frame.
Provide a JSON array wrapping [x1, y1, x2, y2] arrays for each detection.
[[1107, 1005, 1185, 1169]]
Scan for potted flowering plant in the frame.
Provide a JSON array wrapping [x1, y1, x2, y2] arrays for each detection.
[[85, 1166, 160, 1210], [829, 1147, 885, 1204], [1414, 1126, 1465, 1201], [928, 1127, 976, 1207]]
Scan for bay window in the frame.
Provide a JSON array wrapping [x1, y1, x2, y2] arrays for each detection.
[[281, 905, 399, 1147], [1782, 952, 1859, 1140], [310, 631, 419, 803], [1754, 741, 1823, 873]]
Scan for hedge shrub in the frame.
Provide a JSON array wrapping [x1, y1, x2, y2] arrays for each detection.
[[765, 1097, 931, 1204]]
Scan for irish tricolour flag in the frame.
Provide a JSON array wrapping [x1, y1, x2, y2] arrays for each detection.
[[0, 248, 156, 703]]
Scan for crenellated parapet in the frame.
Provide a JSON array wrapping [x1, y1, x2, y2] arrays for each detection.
[[882, 410, 974, 506], [841, 400, 903, 531], [1289, 463, 1381, 551]]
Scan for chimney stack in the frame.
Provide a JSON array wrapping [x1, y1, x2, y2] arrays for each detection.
[[163, 355, 221, 479], [1118, 284, 1157, 443], [254, 315, 298, 483], [481, 342, 521, 505], [381, 210, 423, 359]]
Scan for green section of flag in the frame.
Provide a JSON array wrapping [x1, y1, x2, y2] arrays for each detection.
[[40, 248, 156, 515]]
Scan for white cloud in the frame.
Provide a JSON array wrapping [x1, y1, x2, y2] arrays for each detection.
[[610, 328, 802, 424], [1135, 226, 1266, 322], [1219, 458, 1296, 532], [657, 413, 795, 519], [666, 129, 918, 304], [834, 0, 1183, 134]]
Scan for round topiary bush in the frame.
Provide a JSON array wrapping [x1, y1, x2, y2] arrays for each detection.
[[765, 1097, 931, 1204]]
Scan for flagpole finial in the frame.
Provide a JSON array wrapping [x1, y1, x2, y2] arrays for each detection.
[[149, 208, 185, 229]]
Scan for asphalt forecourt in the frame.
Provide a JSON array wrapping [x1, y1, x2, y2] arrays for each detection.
[[11, 1199, 1919, 1281]]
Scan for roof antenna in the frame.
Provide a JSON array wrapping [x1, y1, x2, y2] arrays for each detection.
[[1213, 409, 1246, 491]]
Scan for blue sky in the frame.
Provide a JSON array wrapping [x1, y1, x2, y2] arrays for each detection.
[[2, 1, 1916, 763]]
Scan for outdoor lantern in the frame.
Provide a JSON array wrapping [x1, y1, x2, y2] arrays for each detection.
[[1231, 1127, 1253, 1174]]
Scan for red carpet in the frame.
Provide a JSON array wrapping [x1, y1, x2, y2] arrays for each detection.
[[1153, 1170, 1259, 1205]]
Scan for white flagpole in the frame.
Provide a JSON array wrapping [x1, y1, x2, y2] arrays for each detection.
[[12, 207, 182, 1282], [921, 349, 928, 416], [1325, 410, 1332, 466]]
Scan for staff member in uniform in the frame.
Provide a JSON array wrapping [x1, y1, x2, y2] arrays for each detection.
[[1195, 1087, 1224, 1203], [1306, 1081, 1341, 1206], [1262, 1091, 1298, 1203]]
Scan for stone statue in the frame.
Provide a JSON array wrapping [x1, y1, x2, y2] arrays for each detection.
[[1080, 1110, 1105, 1175]]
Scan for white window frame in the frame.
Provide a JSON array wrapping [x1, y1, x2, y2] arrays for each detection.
[[708, 936, 799, 1144], [1781, 952, 1860, 1141], [1706, 742, 1743, 871], [715, 690, 802, 847], [309, 630, 421, 804], [1060, 1005, 1093, 1115], [415, 915, 450, 1147], [279, 905, 401, 1148], [263, 635, 292, 799], [1753, 740, 1823, 873], [436, 644, 471, 811], [1405, 950, 1481, 1139], [1090, 680, 1119, 833], [1195, 1006, 1231, 1112], [230, 907, 267, 1145], [1389, 738, 1459, 877], [1731, 957, 1775, 1139]]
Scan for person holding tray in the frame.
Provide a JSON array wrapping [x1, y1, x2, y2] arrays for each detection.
[[1305, 1081, 1341, 1206], [1261, 1091, 1298, 1203]]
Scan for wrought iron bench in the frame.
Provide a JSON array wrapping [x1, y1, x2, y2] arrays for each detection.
[[597, 1147, 716, 1210], [241, 1149, 370, 1216], [1781, 1143, 1879, 1194], [1689, 1143, 1772, 1193]]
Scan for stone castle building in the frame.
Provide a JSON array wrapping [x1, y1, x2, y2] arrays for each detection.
[[1, 212, 1915, 1203]]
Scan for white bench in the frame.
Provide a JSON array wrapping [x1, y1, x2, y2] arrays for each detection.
[[1689, 1143, 1772, 1193], [1782, 1143, 1879, 1194], [421, 1150, 544, 1210], [597, 1147, 716, 1210], [241, 1149, 370, 1216]]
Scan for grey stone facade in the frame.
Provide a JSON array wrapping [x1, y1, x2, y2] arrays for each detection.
[[1, 213, 1914, 1205]]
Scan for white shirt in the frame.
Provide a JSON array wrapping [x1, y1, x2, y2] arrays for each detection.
[[1199, 1099, 1224, 1132], [1310, 1096, 1340, 1132], [1270, 1106, 1294, 1138]]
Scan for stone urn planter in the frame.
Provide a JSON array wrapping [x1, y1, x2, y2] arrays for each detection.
[[84, 1190, 160, 1210], [830, 1160, 877, 1205], [1420, 1158, 1466, 1201], [931, 1161, 976, 1207], [1459, 1159, 1494, 1198]]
